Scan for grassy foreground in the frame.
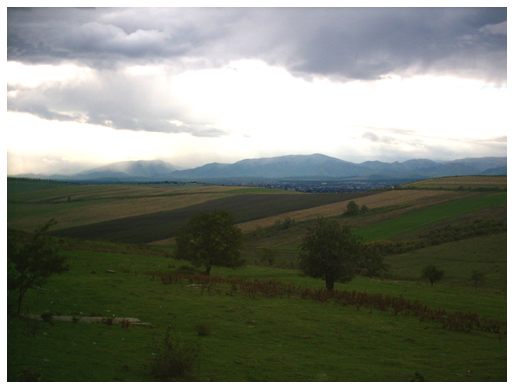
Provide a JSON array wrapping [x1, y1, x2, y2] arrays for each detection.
[[8, 245, 506, 381], [7, 178, 506, 381]]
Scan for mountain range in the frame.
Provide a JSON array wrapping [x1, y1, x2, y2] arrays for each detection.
[[13, 154, 507, 183]]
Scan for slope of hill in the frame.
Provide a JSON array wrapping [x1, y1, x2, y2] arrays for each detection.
[[170, 154, 372, 179], [72, 160, 177, 181], [12, 154, 507, 182]]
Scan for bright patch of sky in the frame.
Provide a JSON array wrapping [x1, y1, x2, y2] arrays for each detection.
[[5, 7, 507, 175]]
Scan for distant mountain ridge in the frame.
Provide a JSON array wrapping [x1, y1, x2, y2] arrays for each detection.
[[72, 160, 177, 181], [13, 154, 507, 182]]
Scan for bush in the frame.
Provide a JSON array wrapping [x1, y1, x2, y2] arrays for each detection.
[[345, 201, 360, 216], [194, 323, 211, 337], [471, 270, 486, 289], [8, 220, 68, 315], [40, 311, 53, 323], [367, 239, 426, 256], [258, 247, 276, 266], [273, 217, 296, 230], [151, 327, 198, 381], [422, 265, 444, 286], [420, 219, 506, 246]]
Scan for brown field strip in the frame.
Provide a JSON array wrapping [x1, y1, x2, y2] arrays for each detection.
[[11, 183, 244, 203], [9, 192, 233, 231], [236, 189, 465, 232], [405, 175, 506, 190]]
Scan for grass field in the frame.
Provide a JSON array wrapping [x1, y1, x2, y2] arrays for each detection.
[[385, 233, 506, 290], [240, 191, 506, 268], [356, 192, 506, 241], [404, 175, 507, 190], [7, 177, 507, 381], [7, 246, 506, 381]]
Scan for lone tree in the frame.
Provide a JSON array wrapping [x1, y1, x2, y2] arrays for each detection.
[[471, 270, 486, 289], [422, 265, 444, 286], [8, 219, 68, 315], [175, 211, 243, 275], [299, 218, 362, 291], [345, 201, 360, 216]]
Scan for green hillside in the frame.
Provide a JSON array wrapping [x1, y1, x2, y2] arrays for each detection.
[[7, 178, 506, 381], [8, 245, 506, 381]]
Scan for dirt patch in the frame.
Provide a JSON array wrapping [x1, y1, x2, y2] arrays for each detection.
[[24, 314, 152, 327], [405, 176, 507, 190]]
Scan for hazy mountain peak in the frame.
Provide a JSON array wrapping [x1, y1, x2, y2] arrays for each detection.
[[12, 154, 506, 182]]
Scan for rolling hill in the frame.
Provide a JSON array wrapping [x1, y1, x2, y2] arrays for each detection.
[[13, 154, 506, 182]]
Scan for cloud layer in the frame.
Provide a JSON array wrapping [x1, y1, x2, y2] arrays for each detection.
[[8, 7, 506, 81], [6, 7, 507, 173]]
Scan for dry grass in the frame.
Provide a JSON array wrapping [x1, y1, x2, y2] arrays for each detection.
[[236, 190, 465, 232], [405, 176, 506, 190]]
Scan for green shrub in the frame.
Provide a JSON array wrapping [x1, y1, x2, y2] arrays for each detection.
[[273, 217, 296, 230], [422, 265, 444, 286], [471, 270, 486, 289], [151, 327, 198, 381], [345, 201, 360, 216], [194, 323, 211, 337], [258, 247, 276, 266], [40, 311, 53, 323]]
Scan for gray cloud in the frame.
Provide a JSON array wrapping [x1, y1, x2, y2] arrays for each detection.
[[8, 7, 506, 81], [361, 130, 423, 148], [362, 132, 380, 142], [8, 69, 226, 136], [358, 128, 507, 162]]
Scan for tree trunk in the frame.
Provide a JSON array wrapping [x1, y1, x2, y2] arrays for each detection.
[[325, 276, 335, 291], [205, 264, 212, 275]]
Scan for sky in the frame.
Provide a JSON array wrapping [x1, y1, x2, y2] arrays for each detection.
[[5, 6, 508, 175]]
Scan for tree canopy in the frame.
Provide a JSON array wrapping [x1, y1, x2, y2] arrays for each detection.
[[345, 201, 360, 216], [175, 211, 243, 275], [471, 270, 486, 289], [299, 218, 362, 290], [422, 265, 444, 286], [8, 219, 68, 315]]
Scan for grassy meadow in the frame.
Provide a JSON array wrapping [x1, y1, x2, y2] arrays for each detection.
[[7, 177, 507, 381]]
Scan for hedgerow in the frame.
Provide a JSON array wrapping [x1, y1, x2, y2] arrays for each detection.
[[146, 271, 505, 335]]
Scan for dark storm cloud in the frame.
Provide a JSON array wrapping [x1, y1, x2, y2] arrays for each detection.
[[8, 7, 506, 81]]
